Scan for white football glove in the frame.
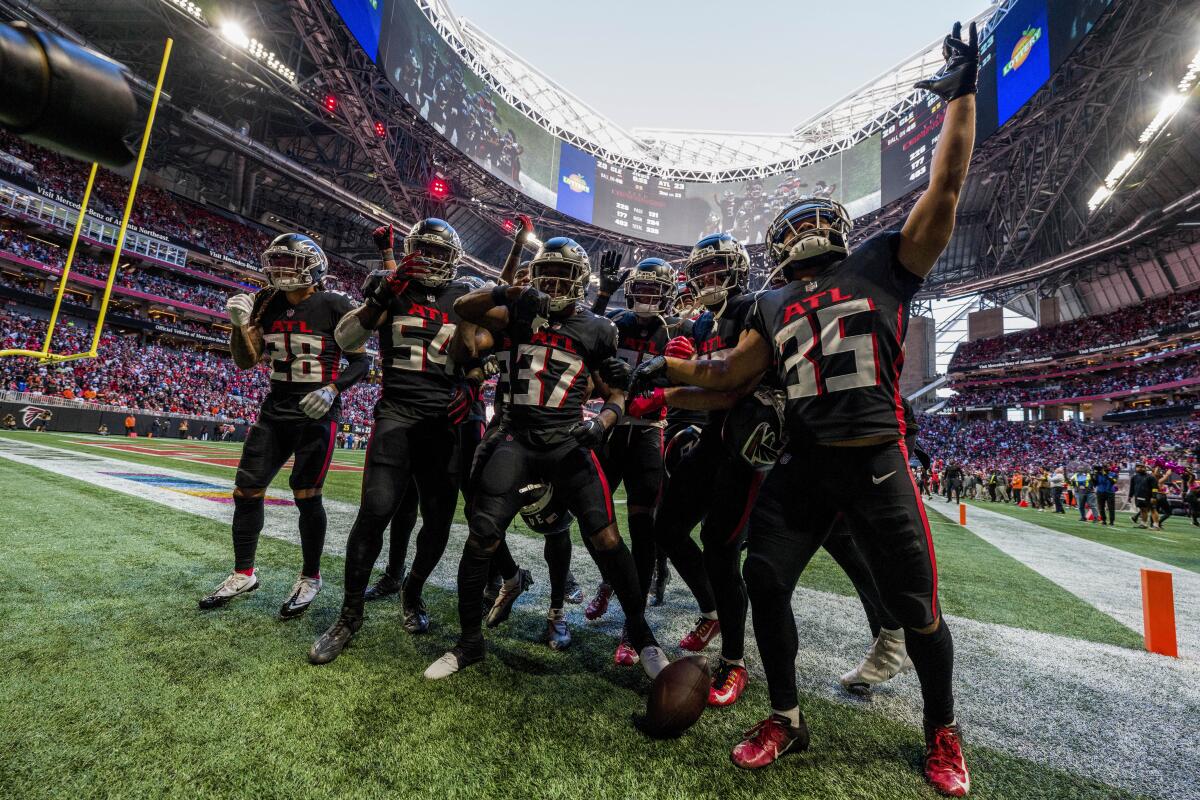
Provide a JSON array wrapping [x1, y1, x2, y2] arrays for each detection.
[[299, 385, 338, 419], [226, 293, 255, 327]]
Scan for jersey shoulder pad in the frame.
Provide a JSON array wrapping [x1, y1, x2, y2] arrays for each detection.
[[322, 288, 356, 311]]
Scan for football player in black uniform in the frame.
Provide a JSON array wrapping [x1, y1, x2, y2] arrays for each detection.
[[643, 232, 764, 708], [200, 233, 369, 617], [308, 218, 480, 664], [425, 236, 668, 680], [629, 21, 977, 794]]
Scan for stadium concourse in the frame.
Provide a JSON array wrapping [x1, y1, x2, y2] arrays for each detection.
[[2, 0, 1200, 799]]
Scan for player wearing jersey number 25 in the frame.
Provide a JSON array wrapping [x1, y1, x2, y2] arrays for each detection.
[[630, 20, 978, 797]]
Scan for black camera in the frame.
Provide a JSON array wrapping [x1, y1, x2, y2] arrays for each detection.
[[0, 20, 137, 168]]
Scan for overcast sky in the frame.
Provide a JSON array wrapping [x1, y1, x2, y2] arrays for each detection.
[[448, 0, 993, 133]]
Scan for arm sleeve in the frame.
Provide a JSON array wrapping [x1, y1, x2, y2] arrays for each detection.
[[591, 292, 611, 315], [334, 351, 371, 393]]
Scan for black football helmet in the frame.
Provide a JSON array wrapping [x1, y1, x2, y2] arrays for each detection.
[[529, 236, 590, 311], [260, 233, 328, 291], [517, 482, 574, 535], [624, 257, 675, 316], [403, 217, 463, 287], [721, 387, 787, 472], [685, 232, 749, 307], [765, 196, 852, 278]]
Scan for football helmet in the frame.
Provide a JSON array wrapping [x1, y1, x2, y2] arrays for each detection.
[[624, 257, 675, 317], [260, 233, 328, 291], [685, 233, 749, 307], [721, 387, 787, 472], [765, 196, 852, 278], [529, 236, 590, 312], [403, 217, 463, 287], [518, 482, 575, 535]]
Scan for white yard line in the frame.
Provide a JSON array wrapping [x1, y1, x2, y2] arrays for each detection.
[[3, 436, 1198, 799], [925, 498, 1200, 660]]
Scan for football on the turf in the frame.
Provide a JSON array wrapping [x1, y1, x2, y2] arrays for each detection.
[[636, 655, 709, 739]]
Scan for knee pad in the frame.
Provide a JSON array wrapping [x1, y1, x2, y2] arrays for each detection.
[[465, 533, 500, 559], [588, 526, 620, 552], [742, 552, 783, 597]]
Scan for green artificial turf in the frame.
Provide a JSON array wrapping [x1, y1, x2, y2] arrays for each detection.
[[0, 458, 1144, 800], [964, 498, 1200, 574]]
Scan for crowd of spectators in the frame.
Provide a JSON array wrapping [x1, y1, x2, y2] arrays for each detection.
[[949, 358, 1200, 408], [1, 309, 379, 424], [915, 413, 1200, 475], [950, 287, 1200, 370], [0, 131, 272, 264]]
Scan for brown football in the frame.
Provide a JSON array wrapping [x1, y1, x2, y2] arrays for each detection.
[[637, 655, 710, 739]]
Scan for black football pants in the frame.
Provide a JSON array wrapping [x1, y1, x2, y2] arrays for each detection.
[[598, 424, 664, 597], [745, 440, 951, 723]]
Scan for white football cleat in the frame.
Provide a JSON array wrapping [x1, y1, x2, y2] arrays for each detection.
[[839, 628, 913, 692], [640, 645, 670, 679], [424, 645, 485, 680], [279, 575, 322, 619], [198, 570, 259, 609]]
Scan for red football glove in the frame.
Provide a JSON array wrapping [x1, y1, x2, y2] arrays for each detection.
[[665, 336, 695, 360], [627, 387, 666, 419], [372, 223, 394, 257], [516, 214, 534, 239]]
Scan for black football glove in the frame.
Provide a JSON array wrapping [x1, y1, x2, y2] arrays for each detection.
[[597, 251, 628, 296], [914, 21, 978, 102], [629, 355, 671, 397], [597, 357, 631, 391], [372, 223, 395, 259], [570, 416, 607, 449], [512, 286, 550, 325], [363, 266, 411, 308]]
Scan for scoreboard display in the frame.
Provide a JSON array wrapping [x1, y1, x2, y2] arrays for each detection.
[[592, 162, 681, 240], [880, 93, 946, 207]]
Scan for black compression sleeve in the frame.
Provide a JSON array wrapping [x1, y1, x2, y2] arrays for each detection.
[[334, 351, 372, 393], [591, 293, 611, 315]]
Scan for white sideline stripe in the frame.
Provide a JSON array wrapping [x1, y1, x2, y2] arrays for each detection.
[[2, 436, 1199, 799], [925, 499, 1200, 660]]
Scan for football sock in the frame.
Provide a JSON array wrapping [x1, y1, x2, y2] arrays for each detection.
[[493, 540, 519, 583], [721, 656, 746, 668], [591, 540, 655, 651], [543, 531, 571, 610], [235, 568, 255, 577], [773, 707, 801, 727], [231, 494, 265, 572], [905, 618, 955, 727], [384, 496, 417, 578], [402, 568, 428, 606], [627, 511, 656, 596], [701, 610, 718, 621], [294, 496, 327, 579], [456, 536, 495, 648]]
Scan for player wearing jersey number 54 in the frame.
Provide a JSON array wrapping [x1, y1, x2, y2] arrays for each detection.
[[200, 233, 370, 620], [424, 236, 668, 682], [631, 20, 977, 797], [309, 218, 486, 665]]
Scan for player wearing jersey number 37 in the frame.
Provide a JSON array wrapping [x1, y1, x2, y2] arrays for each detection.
[[630, 20, 978, 796], [200, 233, 370, 619]]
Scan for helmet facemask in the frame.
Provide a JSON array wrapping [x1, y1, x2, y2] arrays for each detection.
[[687, 256, 742, 307], [260, 242, 325, 291], [624, 271, 674, 317], [403, 235, 458, 287], [766, 198, 852, 281], [531, 261, 586, 312]]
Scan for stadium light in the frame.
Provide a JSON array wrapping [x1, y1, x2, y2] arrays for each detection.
[[219, 20, 250, 50], [428, 176, 449, 201], [165, 0, 204, 22], [1104, 152, 1139, 189], [323, 94, 338, 114], [1087, 185, 1113, 212], [374, 121, 386, 138]]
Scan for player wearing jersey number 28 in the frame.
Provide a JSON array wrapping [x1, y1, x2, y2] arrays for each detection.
[[630, 20, 977, 796], [200, 233, 370, 619]]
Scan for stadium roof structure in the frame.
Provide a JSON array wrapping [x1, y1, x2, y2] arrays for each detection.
[[418, 0, 1001, 181]]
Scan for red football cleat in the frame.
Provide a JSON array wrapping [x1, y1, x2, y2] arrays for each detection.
[[730, 713, 809, 769], [708, 661, 748, 707], [613, 637, 639, 666], [679, 617, 720, 651], [585, 583, 612, 621], [924, 722, 971, 797]]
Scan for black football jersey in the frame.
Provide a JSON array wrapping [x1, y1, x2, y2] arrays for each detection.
[[253, 288, 356, 422], [690, 291, 757, 428], [747, 231, 923, 443], [377, 279, 473, 420], [607, 309, 673, 426], [495, 306, 619, 446]]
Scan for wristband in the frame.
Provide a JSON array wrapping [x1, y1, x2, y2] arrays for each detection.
[[379, 248, 394, 261], [491, 284, 509, 306], [601, 401, 624, 425]]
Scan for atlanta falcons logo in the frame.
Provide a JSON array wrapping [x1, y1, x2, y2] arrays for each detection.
[[741, 422, 782, 468], [20, 405, 50, 427]]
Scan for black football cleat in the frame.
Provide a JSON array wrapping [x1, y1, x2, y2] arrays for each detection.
[[363, 571, 402, 601], [650, 564, 671, 606], [308, 611, 363, 665], [401, 577, 430, 634], [486, 568, 533, 628], [482, 572, 502, 612]]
